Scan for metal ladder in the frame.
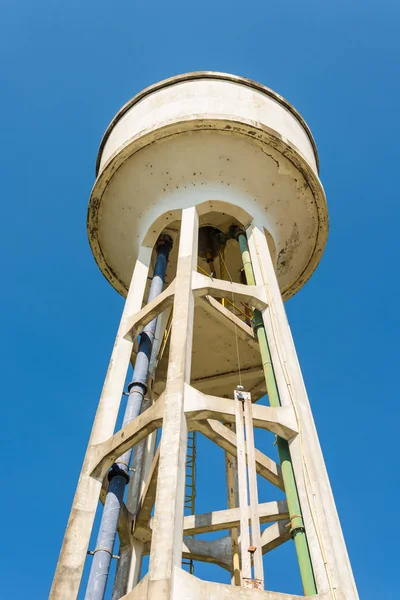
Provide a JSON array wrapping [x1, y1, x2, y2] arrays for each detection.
[[182, 430, 197, 574]]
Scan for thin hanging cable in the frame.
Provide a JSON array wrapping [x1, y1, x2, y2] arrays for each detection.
[[219, 251, 242, 387]]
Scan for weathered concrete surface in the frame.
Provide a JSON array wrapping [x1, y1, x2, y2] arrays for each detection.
[[182, 537, 232, 570], [171, 568, 333, 599], [52, 215, 356, 599], [90, 395, 164, 480], [191, 271, 267, 311], [120, 568, 334, 600], [89, 73, 327, 302], [178, 500, 288, 536], [197, 295, 257, 349], [184, 384, 298, 440], [99, 74, 318, 172], [261, 520, 291, 554], [122, 280, 176, 342], [154, 301, 266, 400], [194, 418, 284, 490], [147, 207, 199, 594], [54, 72, 363, 600]]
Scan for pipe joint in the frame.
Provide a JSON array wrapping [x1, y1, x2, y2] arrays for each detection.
[[290, 526, 306, 539], [251, 310, 264, 331], [155, 233, 173, 253], [107, 464, 130, 484], [127, 381, 146, 395], [288, 514, 305, 539], [228, 225, 246, 241]]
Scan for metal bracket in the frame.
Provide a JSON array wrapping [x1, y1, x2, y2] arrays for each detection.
[[234, 385, 251, 403], [87, 550, 120, 560], [242, 578, 264, 590], [287, 514, 306, 538]]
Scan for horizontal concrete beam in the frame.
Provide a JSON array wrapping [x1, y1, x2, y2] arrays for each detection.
[[192, 367, 263, 392], [194, 418, 284, 490], [122, 280, 176, 342], [185, 385, 298, 440], [181, 500, 288, 536], [192, 271, 267, 311], [140, 537, 232, 571], [90, 395, 164, 479], [182, 536, 232, 570], [261, 520, 291, 555]]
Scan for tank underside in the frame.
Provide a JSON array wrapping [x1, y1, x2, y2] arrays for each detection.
[[88, 73, 328, 302], [89, 124, 326, 301]]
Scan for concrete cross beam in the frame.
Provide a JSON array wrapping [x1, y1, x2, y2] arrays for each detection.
[[184, 384, 298, 440], [140, 538, 233, 571], [122, 280, 176, 342], [192, 271, 268, 311], [90, 395, 164, 480], [192, 367, 263, 393], [180, 500, 288, 536], [182, 537, 232, 570], [261, 521, 291, 555], [194, 418, 284, 490]]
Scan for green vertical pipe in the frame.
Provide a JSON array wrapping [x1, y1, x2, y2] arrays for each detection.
[[236, 230, 317, 596]]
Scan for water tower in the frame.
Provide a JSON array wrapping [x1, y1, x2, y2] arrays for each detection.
[[50, 72, 359, 600]]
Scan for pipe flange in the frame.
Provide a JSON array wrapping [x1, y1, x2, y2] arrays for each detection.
[[108, 464, 130, 484], [155, 233, 173, 252]]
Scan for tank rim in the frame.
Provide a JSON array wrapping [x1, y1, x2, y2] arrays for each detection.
[[95, 71, 320, 175]]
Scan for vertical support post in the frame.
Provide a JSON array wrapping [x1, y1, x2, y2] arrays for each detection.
[[85, 237, 172, 600], [243, 396, 264, 585], [246, 223, 359, 599], [234, 388, 251, 582], [49, 247, 152, 600], [148, 207, 198, 599], [234, 227, 317, 596], [235, 387, 264, 590], [113, 309, 171, 599], [224, 424, 240, 586], [221, 245, 239, 584]]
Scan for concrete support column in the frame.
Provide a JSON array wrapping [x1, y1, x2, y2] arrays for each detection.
[[224, 425, 240, 586], [246, 222, 358, 600], [113, 304, 171, 599], [148, 207, 199, 599], [49, 247, 152, 600]]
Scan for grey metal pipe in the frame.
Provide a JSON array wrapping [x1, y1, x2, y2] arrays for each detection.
[[111, 398, 151, 600], [85, 235, 172, 600]]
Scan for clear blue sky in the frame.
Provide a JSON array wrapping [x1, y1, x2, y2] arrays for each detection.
[[1, 1, 398, 598]]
